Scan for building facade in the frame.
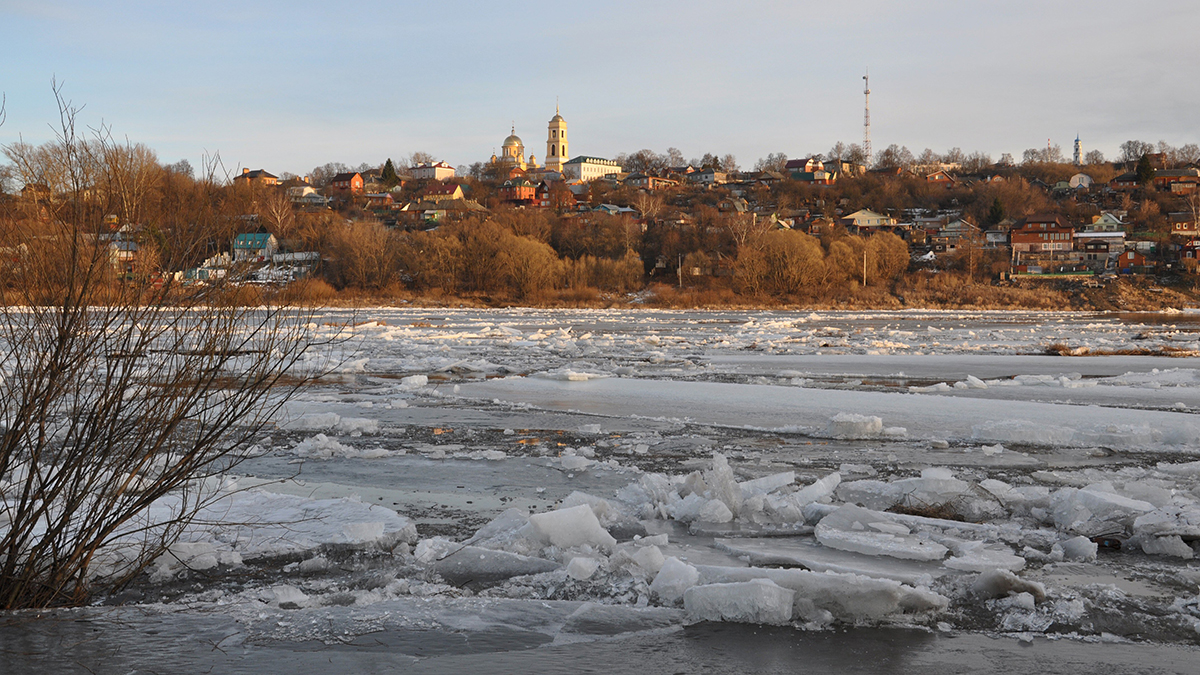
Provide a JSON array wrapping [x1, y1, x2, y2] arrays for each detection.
[[563, 156, 621, 182]]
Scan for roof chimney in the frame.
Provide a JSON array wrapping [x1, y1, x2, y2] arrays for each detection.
[[242, 168, 250, 175]]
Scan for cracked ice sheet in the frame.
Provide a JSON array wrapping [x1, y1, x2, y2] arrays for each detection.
[[456, 376, 1200, 452], [704, 354, 1200, 381], [705, 355, 1200, 410]]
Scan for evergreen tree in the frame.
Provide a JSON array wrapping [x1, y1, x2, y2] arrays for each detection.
[[987, 197, 1005, 225], [381, 158, 399, 186], [1136, 154, 1156, 186]]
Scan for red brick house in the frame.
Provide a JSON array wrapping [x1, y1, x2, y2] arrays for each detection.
[[499, 177, 536, 205], [329, 172, 364, 194]]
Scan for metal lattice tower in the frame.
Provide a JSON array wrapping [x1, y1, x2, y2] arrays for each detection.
[[863, 70, 872, 164]]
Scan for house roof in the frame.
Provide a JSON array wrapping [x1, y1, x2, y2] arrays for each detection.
[[1157, 169, 1200, 179], [564, 156, 619, 166], [330, 172, 362, 183], [239, 169, 277, 180], [843, 209, 891, 221], [1018, 214, 1071, 228], [423, 183, 463, 195], [233, 233, 276, 248]]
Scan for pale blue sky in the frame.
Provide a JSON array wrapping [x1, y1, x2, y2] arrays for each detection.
[[2, 0, 1197, 176]]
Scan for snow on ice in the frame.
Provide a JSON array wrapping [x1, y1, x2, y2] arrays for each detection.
[[36, 308, 1200, 650]]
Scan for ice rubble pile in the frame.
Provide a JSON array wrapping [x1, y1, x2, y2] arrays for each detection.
[[407, 451, 1200, 628]]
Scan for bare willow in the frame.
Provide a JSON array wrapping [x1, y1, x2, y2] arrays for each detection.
[[0, 84, 328, 609]]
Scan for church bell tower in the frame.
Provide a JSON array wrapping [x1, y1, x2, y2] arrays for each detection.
[[546, 104, 568, 173]]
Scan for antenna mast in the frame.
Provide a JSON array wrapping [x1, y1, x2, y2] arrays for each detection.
[[863, 69, 872, 165]]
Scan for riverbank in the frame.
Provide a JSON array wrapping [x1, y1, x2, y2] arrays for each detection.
[[284, 275, 1200, 313]]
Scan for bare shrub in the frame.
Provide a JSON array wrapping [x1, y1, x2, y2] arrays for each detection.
[[0, 88, 328, 609]]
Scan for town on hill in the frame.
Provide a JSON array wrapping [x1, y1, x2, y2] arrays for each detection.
[[4, 107, 1200, 310]]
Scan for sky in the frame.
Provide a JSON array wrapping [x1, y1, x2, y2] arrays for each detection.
[[1, 0, 1198, 178]]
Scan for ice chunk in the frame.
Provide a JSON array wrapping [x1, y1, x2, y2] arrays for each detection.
[[891, 471, 970, 510], [561, 491, 623, 527], [614, 544, 666, 579], [704, 453, 743, 515], [1156, 460, 1200, 477], [739, 471, 795, 499], [566, 556, 601, 580], [1051, 483, 1156, 533], [695, 565, 948, 621], [965, 375, 988, 389], [651, 557, 701, 603], [336, 417, 379, 435], [463, 508, 532, 550], [150, 542, 241, 581], [282, 412, 341, 431], [816, 505, 949, 561], [972, 568, 1046, 602], [414, 537, 458, 564], [699, 499, 734, 523], [1141, 534, 1194, 559], [561, 603, 684, 636], [835, 480, 903, 511], [400, 374, 428, 389], [667, 493, 708, 523], [943, 542, 1025, 572], [1059, 535, 1098, 562], [825, 413, 883, 439], [684, 579, 795, 625], [270, 584, 310, 609], [528, 504, 617, 550], [561, 455, 593, 471], [792, 472, 842, 505], [434, 545, 562, 588], [298, 556, 328, 574]]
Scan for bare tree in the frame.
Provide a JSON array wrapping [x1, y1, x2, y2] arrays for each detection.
[[753, 153, 788, 172], [259, 187, 298, 242], [1084, 149, 1106, 166], [408, 151, 435, 167], [1120, 140, 1154, 165], [633, 191, 664, 222], [0, 86, 329, 609]]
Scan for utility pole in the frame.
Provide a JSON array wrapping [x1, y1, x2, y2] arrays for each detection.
[[677, 253, 683, 288], [862, 247, 868, 286], [863, 70, 872, 165]]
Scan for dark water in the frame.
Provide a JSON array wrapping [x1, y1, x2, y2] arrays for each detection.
[[2, 610, 1196, 675]]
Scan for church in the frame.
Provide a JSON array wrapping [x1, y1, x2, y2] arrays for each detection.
[[490, 107, 569, 179]]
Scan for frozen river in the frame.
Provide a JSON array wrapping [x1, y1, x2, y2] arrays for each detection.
[[6, 308, 1200, 672]]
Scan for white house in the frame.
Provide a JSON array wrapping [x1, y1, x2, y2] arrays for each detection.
[[411, 161, 456, 181], [232, 233, 278, 263], [563, 156, 622, 182]]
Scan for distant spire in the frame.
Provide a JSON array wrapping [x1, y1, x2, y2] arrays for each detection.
[[556, 96, 560, 115]]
